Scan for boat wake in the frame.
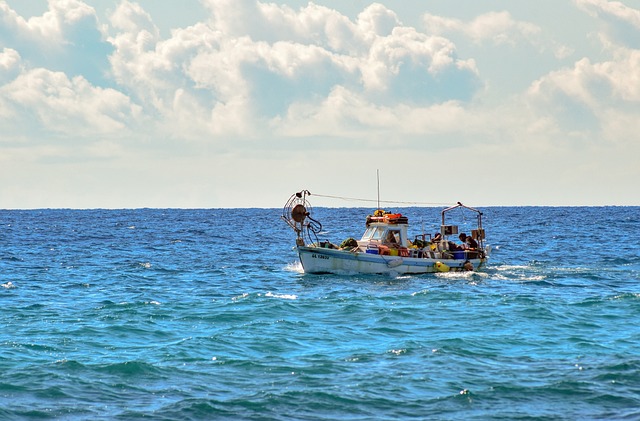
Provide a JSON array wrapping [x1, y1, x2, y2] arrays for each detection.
[[285, 261, 304, 274]]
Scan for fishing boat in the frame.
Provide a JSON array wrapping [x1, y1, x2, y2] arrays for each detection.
[[282, 190, 488, 274]]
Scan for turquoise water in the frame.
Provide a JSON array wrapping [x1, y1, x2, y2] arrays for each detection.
[[1, 206, 639, 420]]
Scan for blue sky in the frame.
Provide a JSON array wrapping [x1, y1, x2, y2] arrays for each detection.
[[1, 0, 639, 208]]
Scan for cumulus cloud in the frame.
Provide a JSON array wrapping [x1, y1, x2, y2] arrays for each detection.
[[0, 48, 21, 83], [423, 10, 572, 59], [1, 1, 639, 207], [0, 2, 132, 144], [424, 11, 540, 45], [576, 0, 640, 27], [103, 0, 480, 140], [110, 0, 158, 34], [0, 0, 112, 85], [274, 85, 474, 141], [2, 0, 634, 151], [203, 0, 375, 51], [0, 0, 483, 146], [576, 0, 640, 49], [1, 68, 141, 138], [527, 46, 640, 141], [0, 1, 65, 46]]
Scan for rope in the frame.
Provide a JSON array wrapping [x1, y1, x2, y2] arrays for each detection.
[[310, 193, 449, 207]]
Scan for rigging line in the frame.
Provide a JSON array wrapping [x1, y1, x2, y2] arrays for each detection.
[[310, 193, 450, 206]]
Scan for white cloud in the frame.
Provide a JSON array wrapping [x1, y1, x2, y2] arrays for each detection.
[[1, 0, 639, 206], [527, 45, 640, 143], [274, 85, 475, 140], [1, 0, 112, 88], [356, 3, 400, 37], [362, 26, 467, 91], [424, 11, 539, 45], [0, 1, 62, 46], [101, 0, 480, 141], [1, 68, 141, 138], [576, 0, 640, 28], [110, 0, 158, 35], [0, 48, 21, 84], [0, 0, 97, 49], [423, 10, 572, 59], [202, 0, 377, 51]]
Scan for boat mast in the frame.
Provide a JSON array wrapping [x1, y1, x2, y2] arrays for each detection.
[[376, 169, 380, 211]]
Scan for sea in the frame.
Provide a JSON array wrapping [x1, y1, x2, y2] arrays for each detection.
[[1, 206, 639, 420]]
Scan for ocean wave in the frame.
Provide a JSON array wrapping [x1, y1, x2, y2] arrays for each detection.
[[265, 291, 298, 300], [2, 207, 639, 420]]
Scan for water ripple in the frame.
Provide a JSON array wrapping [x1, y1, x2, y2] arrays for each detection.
[[0, 207, 639, 419]]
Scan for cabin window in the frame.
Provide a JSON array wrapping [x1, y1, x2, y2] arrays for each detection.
[[362, 227, 384, 240], [368, 227, 384, 241], [362, 226, 376, 240], [384, 229, 401, 245]]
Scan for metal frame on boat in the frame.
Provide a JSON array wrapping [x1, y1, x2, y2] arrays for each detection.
[[282, 190, 488, 274]]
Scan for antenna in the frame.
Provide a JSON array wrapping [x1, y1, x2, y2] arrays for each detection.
[[376, 169, 380, 210]]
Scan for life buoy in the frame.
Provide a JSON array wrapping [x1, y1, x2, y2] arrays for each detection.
[[434, 261, 450, 272]]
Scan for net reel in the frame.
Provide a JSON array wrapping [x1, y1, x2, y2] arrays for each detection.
[[282, 190, 322, 246]]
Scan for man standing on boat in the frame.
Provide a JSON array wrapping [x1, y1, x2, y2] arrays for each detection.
[[459, 233, 478, 249]]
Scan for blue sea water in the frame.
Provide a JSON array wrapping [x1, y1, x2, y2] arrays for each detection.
[[1, 206, 639, 420]]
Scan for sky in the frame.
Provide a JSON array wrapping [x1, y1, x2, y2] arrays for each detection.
[[1, 0, 639, 208]]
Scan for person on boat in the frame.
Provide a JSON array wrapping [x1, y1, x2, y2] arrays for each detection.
[[428, 232, 442, 251], [384, 231, 401, 247], [459, 233, 478, 249]]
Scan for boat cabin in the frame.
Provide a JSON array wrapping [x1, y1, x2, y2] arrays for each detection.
[[359, 222, 409, 248], [357, 212, 411, 256]]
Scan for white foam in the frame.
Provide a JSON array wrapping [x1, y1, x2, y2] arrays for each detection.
[[284, 261, 304, 273], [495, 265, 529, 271], [265, 291, 298, 300]]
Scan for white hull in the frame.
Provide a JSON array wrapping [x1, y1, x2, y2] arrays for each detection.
[[298, 246, 486, 274]]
